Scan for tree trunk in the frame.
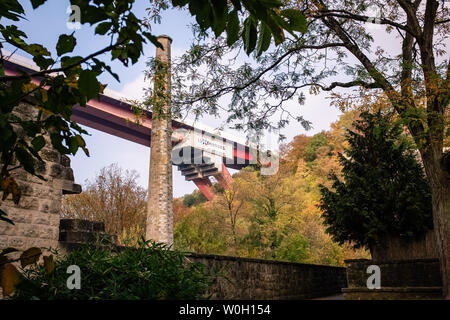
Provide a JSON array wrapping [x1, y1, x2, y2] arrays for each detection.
[[422, 152, 450, 299]]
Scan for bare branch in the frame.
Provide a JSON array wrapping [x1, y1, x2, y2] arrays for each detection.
[[0, 39, 128, 82], [313, 10, 418, 37]]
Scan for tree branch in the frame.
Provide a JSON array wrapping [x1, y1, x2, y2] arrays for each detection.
[[0, 39, 128, 82], [397, 0, 423, 37], [176, 42, 346, 105], [314, 10, 418, 37]]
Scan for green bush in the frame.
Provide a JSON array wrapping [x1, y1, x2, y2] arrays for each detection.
[[10, 240, 214, 300]]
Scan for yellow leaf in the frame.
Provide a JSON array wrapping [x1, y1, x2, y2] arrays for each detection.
[[22, 82, 37, 94], [43, 255, 55, 275], [64, 77, 78, 89], [1, 176, 22, 205], [41, 89, 48, 102], [20, 247, 42, 268], [1, 263, 21, 296], [99, 82, 107, 94]]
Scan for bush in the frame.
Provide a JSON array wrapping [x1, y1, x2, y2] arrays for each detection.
[[10, 240, 214, 300]]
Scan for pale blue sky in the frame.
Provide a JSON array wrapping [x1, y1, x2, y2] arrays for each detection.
[[7, 1, 342, 197]]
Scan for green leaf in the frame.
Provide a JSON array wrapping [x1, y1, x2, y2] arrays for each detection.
[[33, 55, 54, 70], [210, 0, 227, 37], [15, 147, 35, 174], [0, 0, 25, 21], [281, 9, 307, 33], [264, 13, 285, 45], [95, 21, 112, 35], [256, 22, 271, 56], [143, 32, 163, 49], [56, 34, 76, 56], [243, 17, 257, 55], [78, 69, 100, 100], [226, 10, 240, 46], [30, 0, 47, 9], [24, 43, 50, 57], [31, 135, 45, 152]]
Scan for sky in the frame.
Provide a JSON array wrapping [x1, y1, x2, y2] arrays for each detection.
[[7, 0, 344, 197]]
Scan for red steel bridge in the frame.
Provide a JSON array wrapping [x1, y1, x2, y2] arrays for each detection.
[[4, 53, 256, 200]]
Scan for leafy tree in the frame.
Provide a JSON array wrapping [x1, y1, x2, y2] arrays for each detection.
[[319, 111, 433, 254], [183, 189, 207, 207], [171, 0, 450, 297], [174, 206, 229, 254], [173, 126, 370, 265], [61, 164, 147, 244], [304, 132, 331, 162]]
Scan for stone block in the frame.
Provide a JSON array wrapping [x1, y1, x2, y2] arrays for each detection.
[[4, 207, 33, 224], [59, 230, 95, 243], [17, 196, 40, 210], [0, 235, 8, 248], [49, 163, 64, 178], [60, 155, 71, 167], [49, 215, 60, 227], [21, 224, 40, 238], [61, 167, 75, 181], [8, 236, 29, 249], [35, 161, 47, 175], [32, 212, 50, 225], [59, 219, 94, 232], [40, 148, 60, 163]]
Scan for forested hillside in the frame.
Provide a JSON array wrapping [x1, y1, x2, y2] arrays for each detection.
[[174, 110, 370, 266]]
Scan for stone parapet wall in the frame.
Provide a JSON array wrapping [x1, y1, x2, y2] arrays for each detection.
[[188, 252, 347, 300], [343, 258, 442, 300], [345, 258, 441, 288], [372, 230, 438, 261]]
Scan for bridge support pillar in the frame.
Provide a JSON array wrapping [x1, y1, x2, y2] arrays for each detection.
[[146, 35, 174, 245]]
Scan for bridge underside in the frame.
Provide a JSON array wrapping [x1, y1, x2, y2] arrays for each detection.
[[5, 59, 252, 200]]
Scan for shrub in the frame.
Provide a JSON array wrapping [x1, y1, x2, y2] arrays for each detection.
[[10, 240, 214, 300]]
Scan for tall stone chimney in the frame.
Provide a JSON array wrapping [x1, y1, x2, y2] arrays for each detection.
[[146, 35, 174, 245]]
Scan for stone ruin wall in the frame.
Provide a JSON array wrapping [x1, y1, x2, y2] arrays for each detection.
[[0, 102, 81, 251]]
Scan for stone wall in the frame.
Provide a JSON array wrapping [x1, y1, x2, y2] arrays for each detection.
[[372, 230, 438, 261], [188, 253, 347, 300], [342, 258, 442, 299], [58, 218, 347, 300], [0, 103, 81, 251]]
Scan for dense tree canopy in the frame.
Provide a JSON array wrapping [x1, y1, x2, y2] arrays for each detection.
[[174, 110, 369, 266], [320, 111, 433, 251]]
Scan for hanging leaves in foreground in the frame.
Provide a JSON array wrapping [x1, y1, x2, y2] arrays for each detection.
[[20, 247, 42, 268], [1, 263, 21, 296]]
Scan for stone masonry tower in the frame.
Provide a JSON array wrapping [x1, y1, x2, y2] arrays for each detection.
[[146, 35, 174, 245]]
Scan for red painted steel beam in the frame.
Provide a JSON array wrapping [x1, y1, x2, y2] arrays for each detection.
[[193, 177, 214, 201], [214, 164, 233, 189]]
